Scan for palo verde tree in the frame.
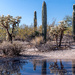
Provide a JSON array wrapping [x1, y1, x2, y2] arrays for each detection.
[[63, 15, 72, 27], [0, 15, 21, 43]]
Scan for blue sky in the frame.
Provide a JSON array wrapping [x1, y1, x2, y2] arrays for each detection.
[[0, 0, 74, 26]]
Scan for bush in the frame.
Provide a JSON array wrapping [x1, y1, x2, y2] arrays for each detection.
[[31, 36, 43, 45], [34, 31, 40, 36], [0, 41, 23, 56]]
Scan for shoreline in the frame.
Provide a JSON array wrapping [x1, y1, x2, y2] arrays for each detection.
[[21, 47, 75, 60], [0, 49, 75, 61], [0, 41, 75, 61]]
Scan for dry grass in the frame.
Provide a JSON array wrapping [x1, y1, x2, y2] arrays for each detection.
[[35, 40, 56, 52], [0, 41, 23, 56], [31, 36, 43, 45]]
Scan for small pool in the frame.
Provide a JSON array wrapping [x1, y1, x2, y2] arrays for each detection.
[[0, 57, 74, 75]]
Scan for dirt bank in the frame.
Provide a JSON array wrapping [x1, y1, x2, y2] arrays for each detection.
[[21, 45, 75, 60]]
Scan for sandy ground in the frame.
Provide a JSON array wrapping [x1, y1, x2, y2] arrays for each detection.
[[0, 40, 75, 60], [20, 43, 75, 60], [21, 35, 75, 60], [21, 50, 75, 60]]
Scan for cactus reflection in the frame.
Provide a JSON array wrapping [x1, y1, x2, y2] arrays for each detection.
[[0, 58, 75, 75]]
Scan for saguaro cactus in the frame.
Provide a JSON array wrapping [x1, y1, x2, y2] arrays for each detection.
[[42, 1, 47, 42], [73, 4, 75, 41], [34, 11, 37, 32]]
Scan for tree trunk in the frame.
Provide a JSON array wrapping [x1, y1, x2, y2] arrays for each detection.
[[6, 29, 12, 43], [56, 35, 58, 48], [59, 31, 63, 47]]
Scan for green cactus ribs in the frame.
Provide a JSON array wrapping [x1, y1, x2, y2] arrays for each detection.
[[42, 1, 47, 43], [73, 4, 75, 41], [34, 11, 37, 32]]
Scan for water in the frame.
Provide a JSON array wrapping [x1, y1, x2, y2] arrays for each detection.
[[0, 57, 75, 75]]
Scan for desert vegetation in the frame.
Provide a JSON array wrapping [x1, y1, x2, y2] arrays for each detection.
[[0, 41, 23, 56], [0, 14, 72, 56], [0, 1, 74, 57], [0, 1, 74, 75]]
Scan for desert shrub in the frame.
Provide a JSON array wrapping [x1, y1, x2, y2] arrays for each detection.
[[0, 41, 23, 56], [0, 28, 6, 41], [17, 25, 34, 40], [31, 36, 43, 45], [34, 31, 40, 36], [35, 40, 57, 52], [14, 35, 25, 41], [49, 21, 67, 47], [38, 25, 42, 34], [64, 26, 72, 35]]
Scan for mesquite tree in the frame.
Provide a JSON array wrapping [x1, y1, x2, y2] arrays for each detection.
[[0, 15, 21, 43], [42, 1, 47, 43]]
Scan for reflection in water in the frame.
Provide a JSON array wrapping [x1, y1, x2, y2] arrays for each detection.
[[49, 60, 67, 75], [0, 58, 75, 75], [42, 60, 46, 75], [32, 60, 47, 75], [72, 60, 75, 75], [33, 60, 37, 70], [0, 59, 27, 75]]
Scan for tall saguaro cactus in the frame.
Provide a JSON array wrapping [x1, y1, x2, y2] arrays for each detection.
[[42, 1, 47, 42], [73, 4, 75, 41], [34, 11, 37, 32]]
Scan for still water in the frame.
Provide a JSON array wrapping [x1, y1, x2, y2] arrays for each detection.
[[0, 57, 74, 75]]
